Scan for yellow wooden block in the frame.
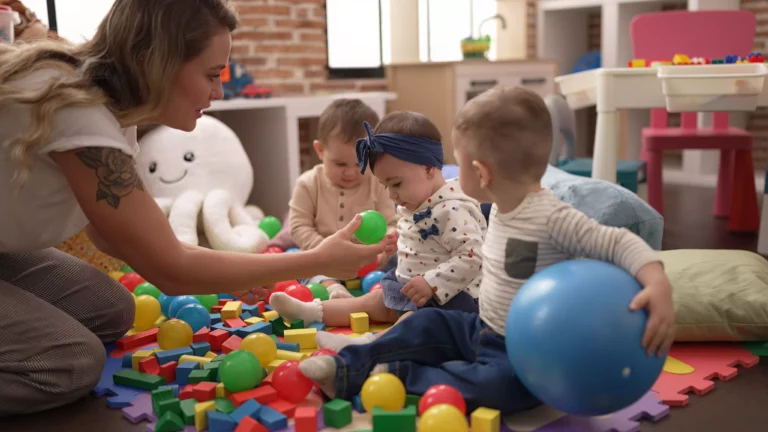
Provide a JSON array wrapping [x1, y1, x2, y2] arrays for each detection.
[[131, 350, 155, 371], [346, 279, 361, 290], [216, 382, 229, 398], [276, 349, 308, 362], [664, 356, 694, 375], [283, 328, 317, 350], [179, 355, 212, 366], [262, 310, 279, 321], [221, 301, 243, 320], [245, 316, 265, 325], [204, 351, 218, 359], [153, 348, 164, 354], [123, 328, 139, 337], [267, 359, 286, 372], [194, 400, 216, 431], [471, 407, 501, 432], [350, 312, 369, 333]]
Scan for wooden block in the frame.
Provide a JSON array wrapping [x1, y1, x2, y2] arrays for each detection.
[[266, 359, 286, 373], [193, 381, 218, 402], [131, 350, 155, 371], [194, 400, 216, 431], [245, 316, 265, 325], [323, 399, 352, 428], [216, 382, 230, 399], [229, 385, 278, 407], [208, 329, 229, 351], [267, 398, 296, 418], [204, 351, 218, 359], [138, 356, 161, 375], [178, 355, 212, 366], [222, 335, 243, 354], [187, 369, 215, 384], [116, 328, 159, 350], [349, 312, 369, 333], [193, 327, 210, 343], [275, 350, 308, 362], [179, 384, 196, 401], [471, 407, 501, 432], [158, 361, 177, 384], [294, 406, 317, 432], [283, 328, 317, 350], [233, 416, 269, 432], [261, 310, 278, 321], [257, 301, 266, 315], [372, 405, 416, 432], [113, 369, 165, 391], [222, 301, 243, 320], [180, 397, 198, 424]]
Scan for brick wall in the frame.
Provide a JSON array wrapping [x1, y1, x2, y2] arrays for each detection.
[[229, 0, 387, 96]]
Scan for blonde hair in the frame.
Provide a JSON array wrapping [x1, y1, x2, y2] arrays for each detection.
[[0, 0, 239, 186], [454, 85, 553, 184]]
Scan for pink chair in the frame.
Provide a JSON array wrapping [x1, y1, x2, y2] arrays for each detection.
[[630, 10, 760, 232]]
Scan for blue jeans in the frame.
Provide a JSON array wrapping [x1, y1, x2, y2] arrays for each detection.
[[332, 308, 541, 415]]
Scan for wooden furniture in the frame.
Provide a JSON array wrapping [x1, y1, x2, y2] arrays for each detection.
[[385, 59, 558, 164]]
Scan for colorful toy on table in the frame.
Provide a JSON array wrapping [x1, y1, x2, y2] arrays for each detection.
[[220, 60, 272, 100], [628, 52, 766, 67]]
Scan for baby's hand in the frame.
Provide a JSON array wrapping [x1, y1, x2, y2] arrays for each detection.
[[630, 277, 675, 357], [401, 276, 433, 307]]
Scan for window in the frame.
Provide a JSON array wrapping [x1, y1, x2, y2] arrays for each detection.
[[24, 0, 114, 43], [420, 0, 498, 63], [326, 0, 385, 79]]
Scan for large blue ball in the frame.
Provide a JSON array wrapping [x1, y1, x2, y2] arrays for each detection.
[[158, 294, 177, 318], [505, 259, 665, 416], [362, 270, 386, 293], [176, 303, 211, 333], [168, 295, 202, 319]]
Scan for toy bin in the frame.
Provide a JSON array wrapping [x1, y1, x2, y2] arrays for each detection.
[[554, 68, 600, 110], [656, 63, 768, 112], [0, 5, 13, 44]]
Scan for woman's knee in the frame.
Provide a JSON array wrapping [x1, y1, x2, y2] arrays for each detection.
[[76, 266, 135, 342]]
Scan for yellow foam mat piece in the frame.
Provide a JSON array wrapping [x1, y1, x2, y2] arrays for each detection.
[[663, 356, 694, 374]]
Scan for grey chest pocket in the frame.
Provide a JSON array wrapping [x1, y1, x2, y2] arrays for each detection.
[[505, 238, 539, 279]]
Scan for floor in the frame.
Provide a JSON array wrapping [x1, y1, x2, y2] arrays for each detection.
[[3, 184, 768, 432]]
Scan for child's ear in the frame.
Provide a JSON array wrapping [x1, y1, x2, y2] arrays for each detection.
[[472, 159, 492, 189], [425, 166, 435, 178], [312, 140, 324, 161]]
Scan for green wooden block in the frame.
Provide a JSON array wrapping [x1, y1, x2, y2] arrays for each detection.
[[151, 387, 175, 414], [348, 289, 365, 297], [203, 362, 221, 378], [214, 397, 236, 414], [156, 410, 185, 432], [113, 369, 165, 391], [180, 398, 198, 425], [157, 398, 182, 418], [324, 399, 352, 428], [288, 319, 304, 329], [213, 354, 227, 363], [405, 394, 421, 408], [269, 334, 279, 344], [187, 369, 215, 384], [372, 405, 416, 432], [270, 316, 287, 337]]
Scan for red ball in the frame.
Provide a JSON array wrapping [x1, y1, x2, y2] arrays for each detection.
[[418, 384, 466, 415], [119, 273, 145, 292], [370, 282, 383, 292], [284, 284, 314, 303], [265, 246, 284, 254], [310, 348, 336, 357], [271, 360, 314, 403], [273, 280, 297, 293], [357, 260, 377, 278]]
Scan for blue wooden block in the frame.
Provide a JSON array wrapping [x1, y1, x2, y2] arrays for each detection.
[[190, 341, 211, 357], [265, 303, 274, 312], [240, 311, 253, 320], [275, 341, 300, 352], [155, 346, 194, 365], [210, 313, 222, 325], [122, 353, 133, 368], [176, 361, 199, 386], [235, 322, 272, 338], [308, 322, 326, 332], [230, 399, 262, 423], [155, 347, 194, 365], [242, 304, 259, 314], [158, 384, 180, 398], [207, 410, 237, 432], [212, 322, 239, 334], [257, 405, 288, 431], [352, 394, 365, 413]]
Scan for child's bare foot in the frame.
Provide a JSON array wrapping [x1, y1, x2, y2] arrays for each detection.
[[269, 293, 323, 324], [316, 331, 376, 352], [298, 355, 337, 398], [327, 283, 353, 299]]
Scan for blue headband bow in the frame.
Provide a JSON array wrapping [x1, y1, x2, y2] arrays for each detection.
[[355, 121, 444, 174]]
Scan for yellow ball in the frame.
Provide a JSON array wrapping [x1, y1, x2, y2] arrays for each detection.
[[360, 372, 406, 412], [109, 271, 124, 281], [157, 318, 193, 350], [418, 404, 469, 432], [133, 294, 161, 331], [239, 333, 277, 367]]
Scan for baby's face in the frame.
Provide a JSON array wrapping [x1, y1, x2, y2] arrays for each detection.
[[373, 153, 436, 211], [318, 139, 367, 189]]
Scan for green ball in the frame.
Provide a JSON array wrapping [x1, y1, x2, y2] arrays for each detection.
[[219, 350, 264, 392], [120, 265, 135, 273], [195, 294, 219, 313], [307, 282, 329, 301], [354, 210, 387, 245], [259, 216, 282, 239], [133, 282, 162, 299]]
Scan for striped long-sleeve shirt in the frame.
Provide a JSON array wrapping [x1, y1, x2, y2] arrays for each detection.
[[479, 188, 661, 335]]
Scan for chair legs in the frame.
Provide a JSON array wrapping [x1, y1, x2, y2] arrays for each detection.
[[713, 149, 734, 218], [645, 148, 664, 216], [729, 150, 760, 232]]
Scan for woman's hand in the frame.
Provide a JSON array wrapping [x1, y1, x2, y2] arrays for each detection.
[[314, 215, 397, 280]]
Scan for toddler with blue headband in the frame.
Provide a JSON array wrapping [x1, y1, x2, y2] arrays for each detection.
[[268, 111, 486, 351]]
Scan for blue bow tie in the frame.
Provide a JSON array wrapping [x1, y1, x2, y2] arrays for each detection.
[[419, 224, 440, 240], [413, 207, 432, 223]]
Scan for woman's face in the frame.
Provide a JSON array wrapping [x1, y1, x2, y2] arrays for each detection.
[[156, 27, 231, 132]]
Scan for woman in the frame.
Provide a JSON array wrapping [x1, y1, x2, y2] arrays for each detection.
[[0, 0, 395, 417]]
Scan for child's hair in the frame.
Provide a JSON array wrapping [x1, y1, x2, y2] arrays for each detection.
[[317, 99, 380, 146], [454, 85, 553, 184], [369, 111, 442, 170]]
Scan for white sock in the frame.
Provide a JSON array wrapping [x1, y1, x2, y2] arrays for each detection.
[[269, 292, 323, 324], [298, 355, 337, 398], [316, 331, 376, 352], [327, 283, 353, 299]]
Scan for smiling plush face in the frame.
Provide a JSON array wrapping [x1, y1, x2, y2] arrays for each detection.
[[136, 115, 254, 203]]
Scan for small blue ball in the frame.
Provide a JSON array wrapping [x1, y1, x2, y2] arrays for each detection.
[[362, 270, 386, 293], [176, 303, 211, 333], [158, 294, 177, 318], [168, 295, 201, 319]]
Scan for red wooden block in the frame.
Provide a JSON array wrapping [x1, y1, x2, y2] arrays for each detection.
[[159, 361, 177, 384], [229, 385, 278, 407], [219, 299, 230, 306], [138, 357, 160, 375], [222, 335, 243, 354], [179, 384, 196, 400], [212, 305, 224, 314], [225, 318, 247, 328], [193, 381, 218, 402], [209, 329, 230, 351], [193, 327, 210, 343], [234, 416, 269, 432], [116, 328, 159, 351], [257, 301, 265, 315], [268, 398, 296, 418], [294, 406, 317, 432]]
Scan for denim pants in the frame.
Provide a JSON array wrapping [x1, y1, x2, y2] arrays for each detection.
[[332, 308, 541, 415]]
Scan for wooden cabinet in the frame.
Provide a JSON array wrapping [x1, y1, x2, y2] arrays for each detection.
[[386, 59, 558, 164]]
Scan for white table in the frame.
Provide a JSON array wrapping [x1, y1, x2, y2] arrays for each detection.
[[205, 92, 397, 218], [554, 64, 768, 183]]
